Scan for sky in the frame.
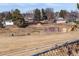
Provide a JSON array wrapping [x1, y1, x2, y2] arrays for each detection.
[[0, 3, 77, 13]]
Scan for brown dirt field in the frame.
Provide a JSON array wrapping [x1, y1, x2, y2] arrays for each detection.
[[0, 27, 79, 55]]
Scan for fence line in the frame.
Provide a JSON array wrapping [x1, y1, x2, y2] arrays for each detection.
[[32, 39, 79, 56]]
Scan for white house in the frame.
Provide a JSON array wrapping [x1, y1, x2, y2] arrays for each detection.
[[56, 20, 66, 24], [56, 17, 67, 24], [76, 18, 79, 21], [2, 20, 14, 26]]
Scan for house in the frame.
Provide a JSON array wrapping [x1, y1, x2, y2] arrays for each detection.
[[76, 18, 79, 21], [2, 20, 14, 27], [55, 17, 67, 24], [24, 13, 34, 23]]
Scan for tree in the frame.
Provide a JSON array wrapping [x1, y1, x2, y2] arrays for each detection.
[[11, 9, 28, 28], [11, 9, 22, 21], [0, 11, 12, 20], [0, 12, 5, 19], [77, 3, 79, 10], [0, 20, 4, 28], [41, 8, 47, 20], [45, 8, 54, 20], [5, 12, 12, 20], [59, 10, 67, 18], [15, 18, 28, 28], [34, 8, 41, 21]]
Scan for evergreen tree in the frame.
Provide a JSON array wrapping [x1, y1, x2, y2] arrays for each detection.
[[77, 3, 79, 10], [11, 9, 28, 28], [59, 10, 67, 18], [41, 8, 47, 20], [34, 8, 41, 21], [11, 9, 22, 21]]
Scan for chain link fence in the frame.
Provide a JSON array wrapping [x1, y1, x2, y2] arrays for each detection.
[[32, 40, 79, 56]]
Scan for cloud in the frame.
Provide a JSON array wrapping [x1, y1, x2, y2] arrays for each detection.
[[0, 3, 25, 7], [44, 3, 62, 7], [0, 3, 62, 7], [12, 3, 38, 7], [27, 3, 38, 5], [0, 3, 10, 6]]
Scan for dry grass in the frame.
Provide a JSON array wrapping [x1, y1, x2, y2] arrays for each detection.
[[0, 25, 79, 55]]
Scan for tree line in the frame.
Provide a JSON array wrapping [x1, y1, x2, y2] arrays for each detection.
[[0, 3, 78, 28]]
